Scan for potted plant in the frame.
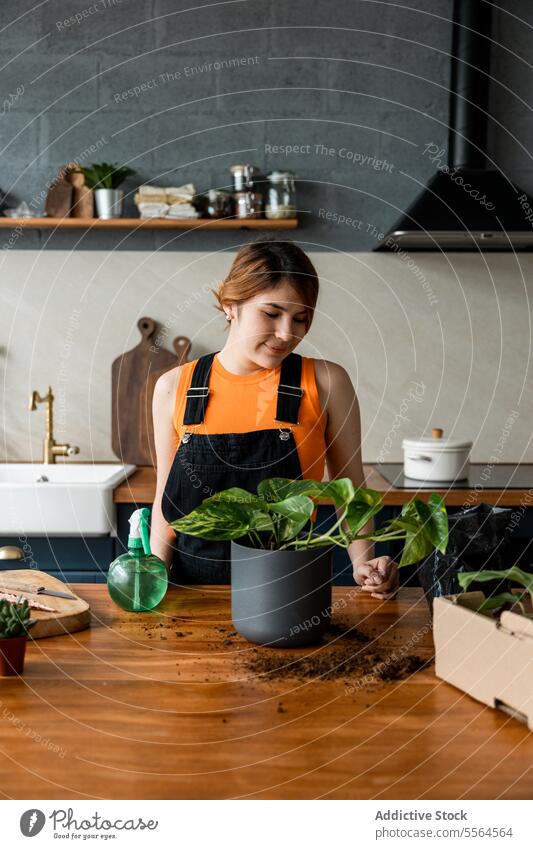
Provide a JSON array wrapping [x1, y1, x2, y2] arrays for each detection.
[[457, 565, 533, 618], [433, 566, 533, 726], [0, 597, 36, 675], [170, 477, 449, 646], [74, 162, 136, 219]]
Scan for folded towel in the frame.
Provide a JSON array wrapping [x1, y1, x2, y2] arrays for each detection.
[[137, 201, 169, 218], [165, 201, 198, 216], [137, 185, 167, 197], [134, 191, 168, 205], [165, 184, 196, 203], [136, 183, 196, 204]]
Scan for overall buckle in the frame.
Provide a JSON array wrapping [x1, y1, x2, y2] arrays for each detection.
[[186, 386, 209, 398], [277, 384, 304, 398]]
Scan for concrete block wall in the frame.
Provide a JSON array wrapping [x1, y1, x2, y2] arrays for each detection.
[[2, 0, 531, 252]]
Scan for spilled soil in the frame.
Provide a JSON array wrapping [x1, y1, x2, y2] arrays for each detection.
[[140, 616, 194, 640], [137, 615, 432, 688], [240, 621, 432, 686]]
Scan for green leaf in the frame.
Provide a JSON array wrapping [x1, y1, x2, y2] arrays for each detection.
[[391, 495, 448, 566], [170, 501, 253, 541], [399, 525, 435, 567], [268, 495, 315, 542], [268, 495, 315, 518], [344, 489, 383, 536], [423, 494, 449, 553], [257, 477, 323, 503], [203, 486, 270, 511], [319, 478, 356, 507], [202, 487, 275, 533], [476, 592, 527, 616], [457, 566, 533, 597]]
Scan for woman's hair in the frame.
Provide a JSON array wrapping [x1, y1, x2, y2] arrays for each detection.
[[212, 238, 319, 333]]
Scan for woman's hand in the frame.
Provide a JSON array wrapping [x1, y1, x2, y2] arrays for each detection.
[[353, 556, 400, 600]]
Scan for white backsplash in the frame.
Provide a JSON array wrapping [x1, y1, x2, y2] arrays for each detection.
[[1, 249, 532, 464]]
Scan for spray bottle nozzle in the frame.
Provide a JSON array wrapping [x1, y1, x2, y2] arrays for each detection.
[[128, 507, 152, 555]]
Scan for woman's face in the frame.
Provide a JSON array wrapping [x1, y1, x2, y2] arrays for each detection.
[[227, 280, 309, 367]]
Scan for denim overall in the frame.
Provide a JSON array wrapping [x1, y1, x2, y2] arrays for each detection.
[[161, 351, 305, 584]]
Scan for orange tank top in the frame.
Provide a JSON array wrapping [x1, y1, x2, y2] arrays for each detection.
[[172, 352, 328, 482]]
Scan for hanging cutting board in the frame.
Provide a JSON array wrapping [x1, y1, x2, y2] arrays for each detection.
[[111, 317, 190, 465], [140, 335, 191, 465], [0, 570, 90, 639]]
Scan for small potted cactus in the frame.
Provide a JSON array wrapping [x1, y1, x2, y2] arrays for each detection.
[[0, 597, 36, 676]]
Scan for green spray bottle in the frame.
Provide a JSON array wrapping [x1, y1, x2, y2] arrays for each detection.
[[107, 507, 168, 611]]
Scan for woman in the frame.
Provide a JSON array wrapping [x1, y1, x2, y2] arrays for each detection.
[[150, 239, 399, 599]]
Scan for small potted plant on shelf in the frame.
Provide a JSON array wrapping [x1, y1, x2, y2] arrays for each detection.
[[170, 477, 449, 646], [74, 162, 136, 219], [0, 597, 36, 675]]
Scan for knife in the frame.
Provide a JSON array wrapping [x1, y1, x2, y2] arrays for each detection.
[[0, 582, 77, 600]]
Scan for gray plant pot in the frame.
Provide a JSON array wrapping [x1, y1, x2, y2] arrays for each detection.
[[94, 188, 124, 219], [231, 536, 334, 647]]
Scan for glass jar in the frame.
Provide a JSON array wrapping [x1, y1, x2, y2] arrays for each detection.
[[204, 189, 233, 218], [265, 171, 296, 219], [234, 191, 263, 219], [230, 164, 260, 192]]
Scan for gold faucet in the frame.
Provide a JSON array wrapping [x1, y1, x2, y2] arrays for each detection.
[[29, 386, 80, 464]]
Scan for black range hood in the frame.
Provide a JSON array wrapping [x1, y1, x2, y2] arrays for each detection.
[[376, 0, 533, 251]]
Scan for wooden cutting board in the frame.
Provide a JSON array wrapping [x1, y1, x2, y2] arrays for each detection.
[[66, 163, 94, 218], [141, 335, 191, 464], [44, 165, 73, 218], [0, 570, 90, 639], [111, 316, 190, 464]]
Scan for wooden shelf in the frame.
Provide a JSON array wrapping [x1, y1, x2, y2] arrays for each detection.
[[0, 216, 298, 231]]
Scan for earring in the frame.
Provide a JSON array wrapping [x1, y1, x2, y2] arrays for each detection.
[[225, 313, 231, 321]]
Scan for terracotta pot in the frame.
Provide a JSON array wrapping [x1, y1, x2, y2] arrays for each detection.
[[0, 635, 28, 676]]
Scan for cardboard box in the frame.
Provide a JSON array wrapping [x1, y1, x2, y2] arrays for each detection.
[[433, 591, 533, 730]]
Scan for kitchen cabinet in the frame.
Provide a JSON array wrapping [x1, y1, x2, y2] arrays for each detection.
[[0, 535, 115, 582]]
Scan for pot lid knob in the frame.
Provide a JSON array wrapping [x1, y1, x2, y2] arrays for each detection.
[[431, 427, 444, 439]]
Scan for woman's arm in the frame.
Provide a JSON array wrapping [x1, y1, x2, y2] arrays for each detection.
[[150, 366, 182, 572], [317, 360, 375, 571], [315, 360, 399, 598]]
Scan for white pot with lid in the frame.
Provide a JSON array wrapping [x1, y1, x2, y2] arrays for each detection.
[[402, 428, 472, 482]]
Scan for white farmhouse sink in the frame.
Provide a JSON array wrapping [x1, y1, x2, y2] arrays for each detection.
[[0, 463, 136, 536]]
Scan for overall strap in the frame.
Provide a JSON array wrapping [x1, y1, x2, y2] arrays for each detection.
[[275, 352, 304, 425], [182, 352, 217, 425], [182, 350, 304, 426]]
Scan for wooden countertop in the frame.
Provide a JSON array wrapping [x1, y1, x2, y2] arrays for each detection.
[[114, 464, 533, 506], [1, 585, 531, 800]]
